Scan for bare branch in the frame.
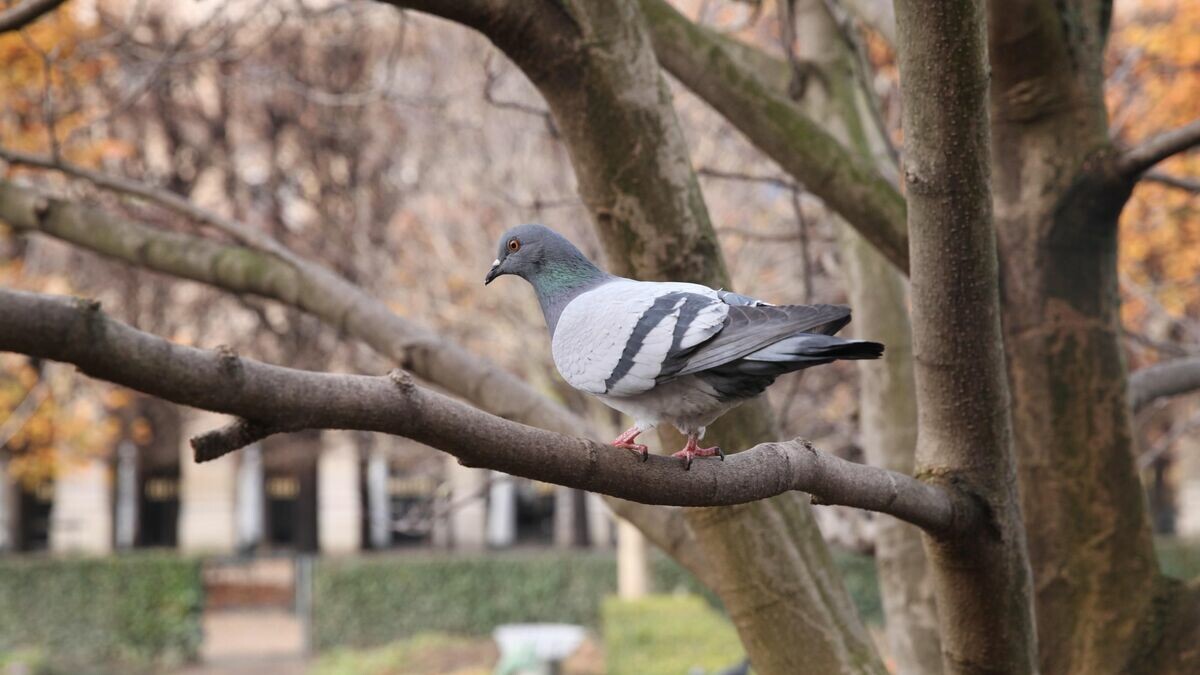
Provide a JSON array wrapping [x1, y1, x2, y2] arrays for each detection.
[[1130, 357, 1200, 412], [1118, 119, 1200, 178], [1143, 171, 1200, 194], [0, 176, 700, 561], [0, 177, 586, 439], [640, 0, 910, 273], [0, 287, 979, 536], [0, 147, 308, 268], [0, 0, 68, 35]]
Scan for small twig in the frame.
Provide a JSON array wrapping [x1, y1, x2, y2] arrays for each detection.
[[697, 166, 796, 190], [1137, 409, 1200, 470], [0, 146, 310, 269], [483, 53, 558, 137], [791, 187, 813, 303], [1117, 118, 1200, 178], [1142, 171, 1200, 194]]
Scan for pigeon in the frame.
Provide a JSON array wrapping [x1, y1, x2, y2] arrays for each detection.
[[484, 224, 884, 469]]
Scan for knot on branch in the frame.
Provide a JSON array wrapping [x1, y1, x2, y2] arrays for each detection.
[[388, 368, 416, 395], [31, 196, 50, 222], [74, 297, 101, 314], [215, 344, 242, 376]]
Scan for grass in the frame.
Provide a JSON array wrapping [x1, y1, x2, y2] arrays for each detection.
[[602, 594, 747, 675]]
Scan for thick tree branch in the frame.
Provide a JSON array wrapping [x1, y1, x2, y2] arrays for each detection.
[[0, 178, 585, 437], [0, 0, 67, 34], [1117, 119, 1200, 178], [639, 0, 909, 273], [1130, 357, 1200, 412], [0, 287, 979, 535]]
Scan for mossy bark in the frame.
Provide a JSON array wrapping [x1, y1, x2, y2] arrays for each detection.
[[986, 3, 1168, 673]]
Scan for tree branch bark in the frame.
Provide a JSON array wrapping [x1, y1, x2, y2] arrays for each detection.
[[1130, 357, 1200, 412], [895, 0, 1037, 672], [0, 0, 67, 34], [1118, 119, 1200, 178], [0, 287, 980, 534]]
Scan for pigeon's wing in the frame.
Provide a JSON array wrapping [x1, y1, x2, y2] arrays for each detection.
[[551, 280, 729, 396], [672, 303, 853, 377]]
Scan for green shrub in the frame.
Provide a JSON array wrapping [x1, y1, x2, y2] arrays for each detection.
[[311, 549, 881, 651], [1157, 537, 1200, 580], [0, 554, 203, 672], [603, 594, 745, 675]]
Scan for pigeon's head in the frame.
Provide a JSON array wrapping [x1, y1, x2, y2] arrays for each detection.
[[484, 223, 596, 286]]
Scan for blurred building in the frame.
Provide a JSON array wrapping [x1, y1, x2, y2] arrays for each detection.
[[0, 407, 614, 556]]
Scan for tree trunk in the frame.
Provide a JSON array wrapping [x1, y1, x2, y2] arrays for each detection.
[[894, 0, 1038, 672], [986, 3, 1167, 673], [790, 2, 942, 671]]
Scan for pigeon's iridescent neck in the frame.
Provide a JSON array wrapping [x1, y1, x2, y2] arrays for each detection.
[[529, 260, 612, 336]]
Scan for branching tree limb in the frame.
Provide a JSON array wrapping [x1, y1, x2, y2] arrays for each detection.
[[638, 0, 910, 273], [0, 175, 702, 586], [1117, 119, 1200, 178], [0, 0, 67, 34], [0, 178, 587, 438], [0, 146, 308, 267], [1130, 357, 1200, 412], [0, 287, 980, 535]]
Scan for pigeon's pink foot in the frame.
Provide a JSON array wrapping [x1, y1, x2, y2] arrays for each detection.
[[671, 434, 725, 470], [612, 426, 649, 462]]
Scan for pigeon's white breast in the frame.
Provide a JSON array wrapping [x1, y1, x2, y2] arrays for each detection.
[[550, 279, 725, 397]]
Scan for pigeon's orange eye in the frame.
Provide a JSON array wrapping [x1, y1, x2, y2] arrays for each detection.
[[507, 238, 521, 252]]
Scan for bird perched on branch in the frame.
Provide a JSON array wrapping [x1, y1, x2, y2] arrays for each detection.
[[485, 224, 884, 469]]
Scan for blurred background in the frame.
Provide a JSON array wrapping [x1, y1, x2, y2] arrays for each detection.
[[0, 0, 1198, 673]]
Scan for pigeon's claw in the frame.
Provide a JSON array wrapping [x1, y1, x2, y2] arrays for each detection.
[[614, 442, 650, 461], [612, 426, 649, 462], [671, 435, 723, 470]]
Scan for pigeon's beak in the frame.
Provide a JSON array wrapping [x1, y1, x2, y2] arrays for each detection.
[[484, 259, 502, 286]]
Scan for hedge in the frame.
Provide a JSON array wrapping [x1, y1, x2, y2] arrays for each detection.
[[0, 554, 203, 672], [311, 549, 881, 650]]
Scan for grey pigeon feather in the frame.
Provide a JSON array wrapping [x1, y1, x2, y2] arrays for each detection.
[[485, 224, 884, 468]]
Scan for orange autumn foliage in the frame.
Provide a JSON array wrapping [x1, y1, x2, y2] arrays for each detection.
[[1108, 0, 1200, 353]]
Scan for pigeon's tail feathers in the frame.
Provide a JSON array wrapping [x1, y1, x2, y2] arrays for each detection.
[[743, 334, 884, 363], [674, 303, 851, 377], [696, 333, 883, 400]]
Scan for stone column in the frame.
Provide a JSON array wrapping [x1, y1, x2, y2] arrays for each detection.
[[486, 471, 516, 548], [113, 441, 138, 549], [1177, 430, 1200, 537], [179, 411, 237, 553], [447, 458, 487, 551], [236, 443, 264, 551], [50, 456, 112, 554], [366, 450, 390, 549], [616, 518, 650, 599], [318, 432, 362, 554], [0, 455, 11, 552], [586, 492, 613, 547]]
